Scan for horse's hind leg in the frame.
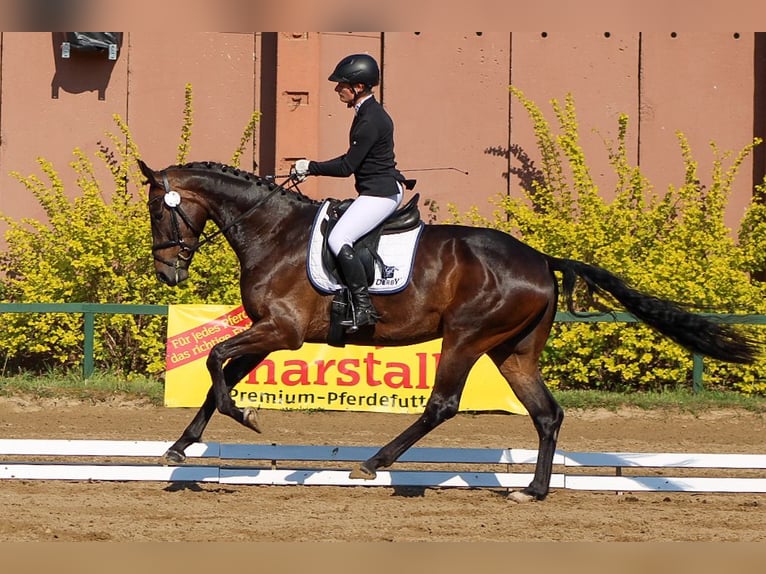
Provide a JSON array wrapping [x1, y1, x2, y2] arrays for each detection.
[[164, 354, 264, 464], [488, 345, 564, 502], [350, 347, 475, 479]]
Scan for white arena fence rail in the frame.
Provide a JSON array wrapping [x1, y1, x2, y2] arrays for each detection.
[[1, 439, 765, 493]]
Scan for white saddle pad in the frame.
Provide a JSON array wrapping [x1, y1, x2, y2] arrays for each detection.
[[307, 200, 424, 295]]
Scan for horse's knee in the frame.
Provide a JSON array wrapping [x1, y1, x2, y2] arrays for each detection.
[[206, 347, 225, 371]]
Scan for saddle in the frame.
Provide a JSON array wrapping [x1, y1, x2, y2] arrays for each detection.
[[320, 192, 422, 284], [320, 191, 421, 347]]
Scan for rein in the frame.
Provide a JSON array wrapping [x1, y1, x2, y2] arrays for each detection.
[[150, 171, 298, 264]]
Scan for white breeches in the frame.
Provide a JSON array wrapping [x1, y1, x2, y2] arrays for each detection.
[[328, 184, 404, 255]]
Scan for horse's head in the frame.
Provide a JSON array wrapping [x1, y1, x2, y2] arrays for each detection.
[[139, 160, 209, 286]]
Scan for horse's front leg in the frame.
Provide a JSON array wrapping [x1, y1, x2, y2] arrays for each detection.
[[164, 354, 264, 464], [205, 321, 300, 431]]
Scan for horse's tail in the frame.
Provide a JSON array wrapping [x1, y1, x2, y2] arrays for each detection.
[[545, 255, 759, 364]]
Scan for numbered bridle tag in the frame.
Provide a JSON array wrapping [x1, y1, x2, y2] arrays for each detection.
[[164, 190, 181, 208]]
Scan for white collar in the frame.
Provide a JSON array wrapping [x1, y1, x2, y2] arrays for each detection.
[[354, 94, 373, 114]]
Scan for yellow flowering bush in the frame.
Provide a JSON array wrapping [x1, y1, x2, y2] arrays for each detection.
[[0, 85, 260, 376], [451, 87, 766, 394]]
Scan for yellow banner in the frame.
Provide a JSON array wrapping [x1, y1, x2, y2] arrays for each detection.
[[165, 304, 527, 415]]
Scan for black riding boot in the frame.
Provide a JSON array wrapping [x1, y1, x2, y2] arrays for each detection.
[[337, 244, 379, 332]]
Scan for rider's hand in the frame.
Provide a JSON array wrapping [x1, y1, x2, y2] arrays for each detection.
[[293, 159, 310, 182]]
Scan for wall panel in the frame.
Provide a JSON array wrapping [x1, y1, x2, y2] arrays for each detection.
[[639, 32, 754, 229], [0, 32, 128, 230], [509, 32, 640, 205], [0, 32, 759, 241], [127, 32, 257, 172], [383, 32, 511, 219]]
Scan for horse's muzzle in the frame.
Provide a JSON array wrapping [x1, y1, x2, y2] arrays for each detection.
[[156, 266, 189, 286]]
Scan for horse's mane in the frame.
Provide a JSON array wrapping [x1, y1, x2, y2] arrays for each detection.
[[170, 161, 320, 205]]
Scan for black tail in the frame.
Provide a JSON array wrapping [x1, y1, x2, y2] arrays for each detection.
[[546, 256, 759, 364]]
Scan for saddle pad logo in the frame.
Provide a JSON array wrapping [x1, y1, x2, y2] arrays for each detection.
[[374, 265, 401, 288]]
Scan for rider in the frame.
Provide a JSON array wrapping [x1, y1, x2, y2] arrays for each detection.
[[294, 53, 406, 332]]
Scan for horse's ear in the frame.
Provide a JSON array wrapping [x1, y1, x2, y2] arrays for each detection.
[[137, 159, 160, 188]]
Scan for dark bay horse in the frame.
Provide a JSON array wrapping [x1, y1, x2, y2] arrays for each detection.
[[139, 160, 757, 502]]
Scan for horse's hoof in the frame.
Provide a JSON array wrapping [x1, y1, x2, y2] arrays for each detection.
[[163, 449, 186, 465], [243, 407, 262, 433], [507, 490, 536, 504], [349, 464, 377, 480]]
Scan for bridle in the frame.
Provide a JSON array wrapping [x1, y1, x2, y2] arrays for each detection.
[[148, 172, 212, 267], [148, 170, 297, 267]]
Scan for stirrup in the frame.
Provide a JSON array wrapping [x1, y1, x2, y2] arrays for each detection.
[[340, 305, 379, 332]]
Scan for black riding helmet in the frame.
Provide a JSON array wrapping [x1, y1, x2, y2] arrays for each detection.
[[328, 54, 380, 90]]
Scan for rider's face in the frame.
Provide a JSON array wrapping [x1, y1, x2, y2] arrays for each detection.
[[335, 82, 363, 105]]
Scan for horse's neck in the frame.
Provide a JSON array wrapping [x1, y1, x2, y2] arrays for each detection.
[[209, 190, 317, 260]]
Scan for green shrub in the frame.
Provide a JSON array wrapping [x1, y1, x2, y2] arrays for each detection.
[[0, 84, 260, 377], [450, 87, 766, 394]]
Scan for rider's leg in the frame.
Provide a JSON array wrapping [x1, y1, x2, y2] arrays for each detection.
[[336, 243, 378, 330], [327, 190, 403, 256], [328, 188, 402, 331]]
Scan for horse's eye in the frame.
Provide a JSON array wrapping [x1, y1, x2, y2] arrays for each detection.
[[152, 210, 163, 222]]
